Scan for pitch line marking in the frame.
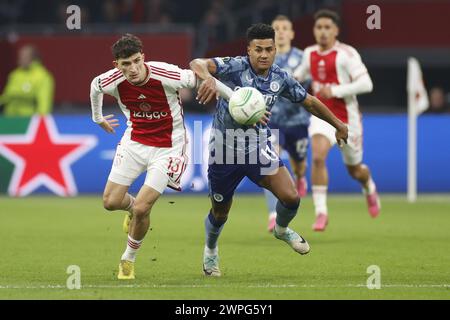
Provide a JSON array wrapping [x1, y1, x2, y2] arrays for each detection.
[[0, 284, 449, 290]]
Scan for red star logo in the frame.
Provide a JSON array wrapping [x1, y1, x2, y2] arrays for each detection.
[[0, 116, 97, 196]]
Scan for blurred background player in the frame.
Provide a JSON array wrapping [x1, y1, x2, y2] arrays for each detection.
[[264, 15, 311, 232], [190, 23, 348, 277], [90, 34, 197, 280], [0, 44, 54, 116], [294, 9, 380, 232]]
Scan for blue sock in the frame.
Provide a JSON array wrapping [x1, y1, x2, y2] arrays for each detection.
[[275, 199, 300, 228], [264, 189, 278, 215], [204, 211, 226, 250]]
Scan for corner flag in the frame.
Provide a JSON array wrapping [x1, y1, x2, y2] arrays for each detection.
[[407, 57, 429, 202]]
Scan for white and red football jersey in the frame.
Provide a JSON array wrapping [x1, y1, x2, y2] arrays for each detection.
[[90, 61, 197, 147], [295, 41, 371, 124]]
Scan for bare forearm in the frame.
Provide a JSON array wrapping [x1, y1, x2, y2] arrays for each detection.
[[189, 59, 214, 80], [303, 94, 345, 130]]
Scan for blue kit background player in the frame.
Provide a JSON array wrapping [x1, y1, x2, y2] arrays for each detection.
[[265, 15, 311, 232], [190, 23, 348, 277]]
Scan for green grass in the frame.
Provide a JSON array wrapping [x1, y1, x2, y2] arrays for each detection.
[[0, 194, 449, 300]]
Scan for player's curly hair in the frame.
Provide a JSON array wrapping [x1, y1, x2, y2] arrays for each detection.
[[111, 33, 143, 60], [246, 23, 275, 44]]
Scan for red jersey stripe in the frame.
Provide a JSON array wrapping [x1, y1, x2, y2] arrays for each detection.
[[150, 65, 180, 76], [101, 70, 121, 83], [150, 67, 180, 78], [102, 73, 123, 87], [151, 70, 180, 80]]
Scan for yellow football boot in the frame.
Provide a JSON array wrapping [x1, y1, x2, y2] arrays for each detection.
[[122, 213, 132, 234], [118, 260, 135, 280]]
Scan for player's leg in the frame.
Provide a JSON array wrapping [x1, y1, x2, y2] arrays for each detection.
[[346, 164, 380, 217], [106, 140, 145, 233], [264, 125, 283, 232], [310, 134, 332, 231], [118, 168, 167, 280], [203, 197, 233, 276], [341, 129, 381, 218], [290, 158, 308, 197], [257, 166, 310, 255], [264, 188, 278, 232], [309, 116, 337, 231], [103, 181, 135, 233], [284, 124, 309, 197], [203, 162, 243, 276], [103, 180, 135, 212]]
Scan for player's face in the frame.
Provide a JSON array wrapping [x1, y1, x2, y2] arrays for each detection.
[[313, 18, 338, 48], [247, 39, 276, 74], [272, 20, 294, 47], [114, 52, 147, 84]]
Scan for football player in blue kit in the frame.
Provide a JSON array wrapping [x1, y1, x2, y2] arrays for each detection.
[[265, 15, 312, 232], [190, 23, 348, 276]]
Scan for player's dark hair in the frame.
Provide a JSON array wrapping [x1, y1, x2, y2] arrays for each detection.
[[112, 33, 143, 60], [246, 23, 275, 44], [314, 9, 340, 26]]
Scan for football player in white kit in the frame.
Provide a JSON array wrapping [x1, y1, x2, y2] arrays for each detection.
[[90, 34, 197, 279], [294, 10, 381, 231]]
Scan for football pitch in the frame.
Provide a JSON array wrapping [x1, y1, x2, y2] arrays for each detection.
[[0, 194, 449, 300]]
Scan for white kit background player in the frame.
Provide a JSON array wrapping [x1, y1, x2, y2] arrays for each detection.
[[90, 34, 232, 280], [294, 10, 381, 232]]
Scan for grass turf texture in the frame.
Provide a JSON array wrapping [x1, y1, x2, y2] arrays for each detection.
[[0, 194, 449, 299]]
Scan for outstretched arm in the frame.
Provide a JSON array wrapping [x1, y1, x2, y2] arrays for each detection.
[[189, 58, 222, 104], [189, 58, 270, 125], [190, 58, 233, 102], [302, 94, 348, 146]]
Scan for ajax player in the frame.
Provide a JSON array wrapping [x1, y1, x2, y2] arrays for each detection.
[[190, 23, 348, 276], [294, 10, 380, 232], [90, 34, 199, 280]]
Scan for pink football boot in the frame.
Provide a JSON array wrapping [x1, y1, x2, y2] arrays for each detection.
[[296, 177, 308, 198], [312, 213, 328, 232]]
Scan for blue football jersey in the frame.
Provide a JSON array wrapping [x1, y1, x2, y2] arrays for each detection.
[[211, 55, 307, 155], [270, 47, 311, 127]]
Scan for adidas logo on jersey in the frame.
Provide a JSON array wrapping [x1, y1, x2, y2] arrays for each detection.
[[138, 94, 147, 99]]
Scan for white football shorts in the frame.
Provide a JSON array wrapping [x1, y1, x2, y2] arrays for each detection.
[[108, 135, 188, 193], [308, 115, 363, 165]]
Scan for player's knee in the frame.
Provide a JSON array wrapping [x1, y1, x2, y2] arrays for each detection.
[[279, 189, 300, 208], [312, 156, 326, 168], [133, 198, 157, 219], [132, 204, 151, 220], [103, 195, 121, 211], [210, 206, 229, 223], [347, 165, 364, 179], [211, 210, 228, 222]]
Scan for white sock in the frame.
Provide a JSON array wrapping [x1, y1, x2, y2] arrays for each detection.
[[363, 177, 376, 195], [274, 224, 286, 235], [312, 185, 328, 216], [204, 245, 218, 256], [121, 235, 143, 262]]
